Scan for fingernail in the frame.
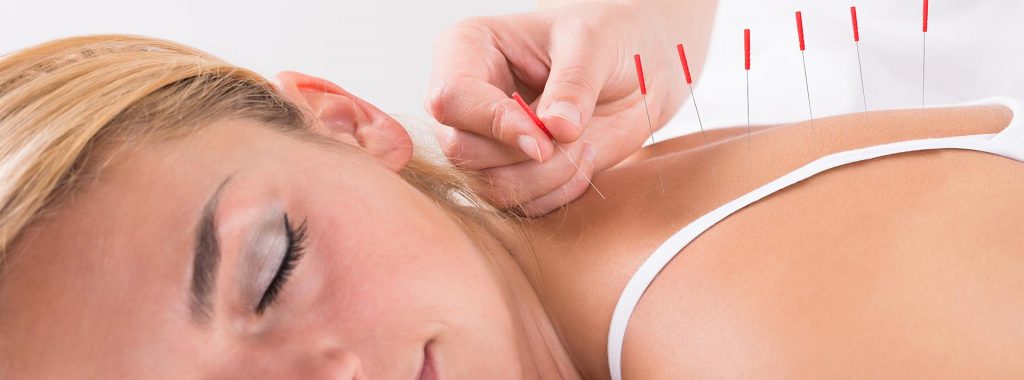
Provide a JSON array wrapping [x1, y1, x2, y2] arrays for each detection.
[[543, 101, 581, 127], [517, 135, 543, 162]]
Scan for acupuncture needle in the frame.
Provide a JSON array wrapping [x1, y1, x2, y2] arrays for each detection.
[[743, 29, 752, 168], [633, 54, 667, 193], [851, 6, 868, 113], [675, 45, 710, 148], [795, 11, 817, 146], [671, 46, 719, 182], [511, 92, 607, 200], [921, 0, 929, 108]]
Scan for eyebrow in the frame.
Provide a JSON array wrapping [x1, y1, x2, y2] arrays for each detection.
[[189, 177, 232, 324]]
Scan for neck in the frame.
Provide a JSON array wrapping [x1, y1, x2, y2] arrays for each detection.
[[472, 217, 583, 379]]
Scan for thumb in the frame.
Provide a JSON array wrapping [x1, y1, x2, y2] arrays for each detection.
[[536, 37, 610, 143]]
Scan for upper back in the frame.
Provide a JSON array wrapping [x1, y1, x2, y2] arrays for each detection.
[[527, 104, 1024, 379]]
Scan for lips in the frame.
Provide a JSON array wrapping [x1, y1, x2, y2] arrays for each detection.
[[418, 341, 438, 380]]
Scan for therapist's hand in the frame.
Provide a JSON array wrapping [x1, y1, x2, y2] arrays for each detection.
[[426, 1, 704, 216]]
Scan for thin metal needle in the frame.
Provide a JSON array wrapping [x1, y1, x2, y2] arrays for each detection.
[[851, 6, 867, 114], [922, 0, 929, 108], [800, 50, 816, 140], [795, 11, 816, 149], [921, 32, 927, 108], [639, 95, 666, 193], [855, 42, 868, 113], [746, 70, 751, 160], [676, 45, 710, 147], [555, 144, 606, 199], [744, 28, 752, 174], [675, 44, 716, 181], [633, 54, 666, 193], [510, 92, 606, 200], [687, 84, 709, 147], [686, 83, 718, 181]]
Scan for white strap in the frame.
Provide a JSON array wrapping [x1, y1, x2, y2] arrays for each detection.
[[980, 96, 1024, 147], [607, 133, 1024, 380]]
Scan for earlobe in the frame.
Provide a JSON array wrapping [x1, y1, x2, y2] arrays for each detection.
[[272, 71, 413, 172]]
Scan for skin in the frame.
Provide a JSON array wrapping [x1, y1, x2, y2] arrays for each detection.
[[531, 105, 1024, 379], [0, 73, 579, 379], [428, 0, 717, 215], [2, 70, 1023, 378]]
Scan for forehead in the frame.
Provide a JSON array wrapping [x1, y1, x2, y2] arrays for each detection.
[[0, 120, 333, 372]]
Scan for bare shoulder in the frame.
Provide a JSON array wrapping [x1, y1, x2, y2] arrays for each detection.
[[526, 105, 1022, 379], [537, 104, 1015, 255]]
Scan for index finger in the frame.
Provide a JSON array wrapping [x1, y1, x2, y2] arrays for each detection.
[[426, 21, 554, 162]]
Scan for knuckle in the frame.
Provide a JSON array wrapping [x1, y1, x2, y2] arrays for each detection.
[[565, 171, 591, 199], [433, 125, 460, 157], [426, 81, 455, 124], [435, 130, 488, 170], [439, 143, 465, 163]]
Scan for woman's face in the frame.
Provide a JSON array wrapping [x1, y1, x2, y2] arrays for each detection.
[[0, 86, 526, 378]]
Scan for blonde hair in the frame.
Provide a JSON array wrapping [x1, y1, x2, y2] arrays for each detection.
[[0, 35, 527, 268]]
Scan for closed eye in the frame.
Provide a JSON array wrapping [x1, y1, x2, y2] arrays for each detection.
[[255, 214, 307, 314]]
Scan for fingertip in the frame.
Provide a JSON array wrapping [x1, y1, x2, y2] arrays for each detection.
[[502, 99, 556, 162], [522, 133, 555, 164], [425, 82, 452, 123], [516, 135, 543, 162], [537, 133, 555, 162], [518, 141, 599, 217], [519, 166, 592, 217], [436, 126, 531, 169]]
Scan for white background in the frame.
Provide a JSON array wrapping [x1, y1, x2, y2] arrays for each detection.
[[3, 0, 1023, 141]]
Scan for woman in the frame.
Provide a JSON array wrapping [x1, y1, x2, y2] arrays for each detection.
[[1, 35, 1022, 379]]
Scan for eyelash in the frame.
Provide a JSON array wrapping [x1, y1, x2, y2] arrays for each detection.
[[255, 214, 308, 315]]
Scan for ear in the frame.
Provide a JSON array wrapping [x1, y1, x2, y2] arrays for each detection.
[[272, 71, 413, 172]]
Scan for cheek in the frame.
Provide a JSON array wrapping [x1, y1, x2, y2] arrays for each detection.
[[311, 189, 502, 316], [279, 172, 520, 362]]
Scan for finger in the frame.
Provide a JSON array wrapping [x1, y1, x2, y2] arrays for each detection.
[[480, 142, 587, 208], [535, 26, 612, 144], [428, 77, 556, 163], [433, 124, 530, 170], [426, 20, 555, 162], [518, 142, 598, 217]]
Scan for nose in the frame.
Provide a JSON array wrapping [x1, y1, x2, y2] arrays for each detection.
[[316, 349, 366, 380]]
